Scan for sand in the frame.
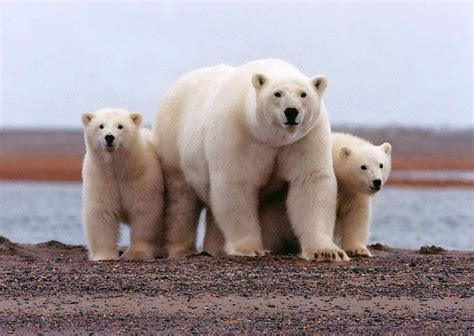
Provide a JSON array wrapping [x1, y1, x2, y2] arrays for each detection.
[[0, 237, 472, 334]]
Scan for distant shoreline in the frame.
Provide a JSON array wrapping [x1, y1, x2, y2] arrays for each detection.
[[1, 154, 473, 187], [1, 127, 473, 187]]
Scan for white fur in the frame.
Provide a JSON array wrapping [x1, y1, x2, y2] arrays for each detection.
[[82, 108, 164, 261], [204, 132, 392, 258], [153, 59, 347, 261], [332, 132, 392, 256]]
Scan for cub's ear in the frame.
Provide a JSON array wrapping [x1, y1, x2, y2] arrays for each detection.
[[81, 112, 94, 127], [380, 142, 392, 155], [130, 112, 142, 126], [311, 75, 327, 96], [252, 73, 268, 92], [340, 147, 351, 159]]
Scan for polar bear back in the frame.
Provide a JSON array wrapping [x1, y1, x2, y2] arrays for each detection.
[[152, 59, 311, 170]]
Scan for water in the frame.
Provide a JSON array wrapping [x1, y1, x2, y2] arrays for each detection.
[[0, 182, 473, 250]]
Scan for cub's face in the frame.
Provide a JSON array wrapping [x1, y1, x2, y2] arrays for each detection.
[[338, 143, 392, 195], [252, 73, 327, 146], [81, 108, 142, 154]]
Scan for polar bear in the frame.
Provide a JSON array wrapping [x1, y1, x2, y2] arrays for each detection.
[[81, 108, 164, 261], [204, 132, 392, 257], [331, 133, 392, 256], [152, 59, 348, 261]]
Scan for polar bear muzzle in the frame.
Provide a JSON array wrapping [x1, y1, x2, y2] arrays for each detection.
[[371, 179, 382, 191], [283, 107, 299, 125], [104, 134, 115, 147]]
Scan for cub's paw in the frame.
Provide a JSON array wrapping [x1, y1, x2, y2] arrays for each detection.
[[225, 246, 269, 257], [167, 251, 194, 259], [224, 239, 269, 257], [121, 247, 155, 261], [301, 246, 350, 262], [344, 246, 373, 258], [166, 243, 196, 259], [90, 251, 119, 261]]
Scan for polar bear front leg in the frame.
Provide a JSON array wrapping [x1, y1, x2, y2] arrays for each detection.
[[83, 209, 120, 261], [163, 170, 201, 258], [287, 174, 349, 261], [339, 197, 372, 257], [210, 178, 266, 257]]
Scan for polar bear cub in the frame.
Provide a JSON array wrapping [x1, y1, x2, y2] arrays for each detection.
[[332, 132, 392, 256], [153, 59, 348, 261], [81, 108, 164, 261]]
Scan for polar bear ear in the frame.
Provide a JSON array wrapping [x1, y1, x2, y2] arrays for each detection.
[[311, 75, 327, 96], [129, 112, 142, 127], [380, 142, 392, 155], [252, 73, 268, 92], [340, 147, 351, 159], [81, 112, 94, 127]]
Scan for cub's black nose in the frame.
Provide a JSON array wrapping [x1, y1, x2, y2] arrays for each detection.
[[284, 107, 299, 125], [373, 179, 382, 189], [105, 134, 115, 145]]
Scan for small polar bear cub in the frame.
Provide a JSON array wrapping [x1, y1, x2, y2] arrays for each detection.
[[332, 132, 392, 257], [81, 108, 164, 261]]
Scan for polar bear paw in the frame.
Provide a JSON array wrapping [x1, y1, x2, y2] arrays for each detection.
[[344, 246, 373, 258], [300, 245, 350, 262], [166, 243, 196, 259], [121, 245, 157, 261], [224, 239, 268, 257], [225, 246, 269, 257], [90, 251, 119, 262]]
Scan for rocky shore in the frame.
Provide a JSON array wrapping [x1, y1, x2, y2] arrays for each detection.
[[0, 237, 472, 334]]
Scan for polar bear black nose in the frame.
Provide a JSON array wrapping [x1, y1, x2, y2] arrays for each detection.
[[284, 107, 299, 125], [373, 179, 382, 189], [105, 134, 115, 145]]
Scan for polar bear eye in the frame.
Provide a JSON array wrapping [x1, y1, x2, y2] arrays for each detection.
[[99, 124, 104, 129], [274, 92, 281, 97], [361, 165, 367, 170], [380, 163, 383, 168], [118, 125, 123, 130], [301, 92, 307, 98]]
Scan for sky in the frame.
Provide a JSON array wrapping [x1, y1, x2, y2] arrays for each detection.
[[1, 1, 472, 129]]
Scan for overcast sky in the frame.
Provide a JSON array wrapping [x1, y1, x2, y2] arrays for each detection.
[[1, 1, 472, 129]]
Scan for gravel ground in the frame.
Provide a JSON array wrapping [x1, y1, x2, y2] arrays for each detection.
[[0, 237, 473, 334]]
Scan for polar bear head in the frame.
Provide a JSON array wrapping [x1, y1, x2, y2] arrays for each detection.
[[81, 108, 142, 155], [337, 142, 392, 195], [251, 73, 327, 146]]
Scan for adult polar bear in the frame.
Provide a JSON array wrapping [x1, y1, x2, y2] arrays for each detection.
[[152, 59, 348, 261]]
